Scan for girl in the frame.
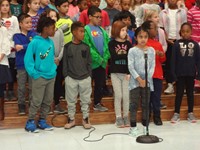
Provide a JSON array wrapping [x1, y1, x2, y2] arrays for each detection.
[[1, 0, 20, 100], [170, 23, 200, 123], [129, 0, 143, 27], [41, 9, 65, 113], [0, 25, 11, 120], [23, 0, 40, 32], [109, 20, 132, 128], [142, 21, 166, 126], [67, 0, 79, 19], [128, 26, 155, 136], [24, 16, 57, 133], [10, 0, 22, 17]]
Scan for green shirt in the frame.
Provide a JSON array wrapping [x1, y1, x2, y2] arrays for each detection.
[[10, 3, 22, 17]]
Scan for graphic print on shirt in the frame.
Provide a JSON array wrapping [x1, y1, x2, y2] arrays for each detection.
[[91, 30, 102, 37], [179, 42, 194, 57], [115, 44, 128, 55]]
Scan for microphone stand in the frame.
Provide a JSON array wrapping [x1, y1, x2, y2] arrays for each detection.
[[136, 51, 160, 144]]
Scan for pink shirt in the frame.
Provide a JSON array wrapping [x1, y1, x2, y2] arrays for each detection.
[[67, 4, 79, 19], [187, 6, 200, 43], [79, 9, 110, 29]]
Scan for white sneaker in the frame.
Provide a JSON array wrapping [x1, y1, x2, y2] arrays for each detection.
[[171, 113, 180, 123], [187, 113, 197, 123], [129, 127, 139, 137], [164, 83, 174, 94]]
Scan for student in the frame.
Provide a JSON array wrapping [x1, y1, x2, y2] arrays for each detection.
[[13, 13, 37, 115], [128, 26, 155, 137], [10, 0, 22, 17], [170, 23, 200, 123], [48, 0, 58, 12], [83, 6, 110, 111], [1, 0, 20, 101], [37, 0, 50, 15], [0, 25, 11, 120], [23, 0, 40, 32], [24, 16, 57, 133], [143, 21, 166, 125], [159, 0, 187, 94], [67, 0, 79, 19], [63, 21, 92, 129], [42, 9, 65, 113], [55, 0, 73, 44], [109, 20, 132, 127], [72, 0, 88, 22]]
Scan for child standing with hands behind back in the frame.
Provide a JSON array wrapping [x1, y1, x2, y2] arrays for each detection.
[[128, 26, 155, 137], [109, 20, 132, 128]]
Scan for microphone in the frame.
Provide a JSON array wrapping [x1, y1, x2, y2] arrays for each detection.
[[144, 51, 148, 59]]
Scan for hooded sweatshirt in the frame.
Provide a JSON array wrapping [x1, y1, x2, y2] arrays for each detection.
[[24, 35, 57, 79]]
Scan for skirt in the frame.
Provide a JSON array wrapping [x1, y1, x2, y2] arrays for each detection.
[[0, 64, 13, 84]]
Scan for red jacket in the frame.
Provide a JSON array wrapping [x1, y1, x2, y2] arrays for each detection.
[[147, 39, 166, 79]]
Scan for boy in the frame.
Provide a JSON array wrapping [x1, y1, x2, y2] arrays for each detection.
[[24, 16, 57, 133], [159, 0, 187, 94], [13, 13, 37, 115], [10, 0, 22, 17], [63, 21, 92, 129], [38, 0, 50, 15], [55, 0, 73, 44], [72, 0, 88, 22], [83, 6, 110, 111], [79, 0, 110, 29]]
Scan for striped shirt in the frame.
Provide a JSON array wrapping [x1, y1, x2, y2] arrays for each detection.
[[187, 6, 200, 43]]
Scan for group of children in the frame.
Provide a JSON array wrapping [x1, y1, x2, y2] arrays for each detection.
[[0, 0, 200, 136]]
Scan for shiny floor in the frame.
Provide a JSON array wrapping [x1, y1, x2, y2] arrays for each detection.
[[0, 121, 199, 150]]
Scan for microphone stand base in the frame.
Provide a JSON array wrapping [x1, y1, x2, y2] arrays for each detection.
[[136, 135, 160, 144]]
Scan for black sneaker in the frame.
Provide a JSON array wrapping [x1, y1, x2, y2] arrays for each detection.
[[153, 117, 163, 126]]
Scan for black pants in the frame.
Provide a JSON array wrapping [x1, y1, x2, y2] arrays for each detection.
[[0, 84, 4, 97], [175, 76, 194, 113], [54, 61, 64, 106], [92, 66, 106, 105], [150, 79, 162, 117]]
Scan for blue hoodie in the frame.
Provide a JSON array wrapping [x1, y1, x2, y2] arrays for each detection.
[[13, 31, 37, 69], [24, 35, 57, 79]]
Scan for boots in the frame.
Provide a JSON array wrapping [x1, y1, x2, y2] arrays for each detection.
[[0, 97, 5, 120]]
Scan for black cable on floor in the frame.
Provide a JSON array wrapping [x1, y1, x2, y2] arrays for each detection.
[[83, 127, 129, 142]]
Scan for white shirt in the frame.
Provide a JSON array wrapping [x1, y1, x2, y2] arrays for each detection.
[[168, 9, 178, 39]]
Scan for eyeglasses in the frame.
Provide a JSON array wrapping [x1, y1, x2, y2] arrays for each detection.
[[92, 15, 102, 19]]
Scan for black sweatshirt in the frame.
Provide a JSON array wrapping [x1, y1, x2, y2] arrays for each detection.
[[171, 39, 200, 81], [63, 41, 92, 80]]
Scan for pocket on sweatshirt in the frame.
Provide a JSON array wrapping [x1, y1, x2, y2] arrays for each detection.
[[81, 50, 87, 58]]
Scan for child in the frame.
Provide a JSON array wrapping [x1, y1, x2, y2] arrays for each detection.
[[79, 0, 110, 29], [72, 0, 88, 22], [137, 0, 161, 26], [24, 16, 57, 133], [128, 26, 155, 136], [13, 13, 37, 115], [55, 0, 73, 44], [170, 23, 200, 123], [103, 0, 120, 24], [159, 0, 187, 94], [23, 0, 40, 32], [48, 0, 58, 12], [142, 21, 166, 125], [83, 6, 110, 111], [42, 9, 65, 113], [67, 0, 79, 19], [109, 20, 132, 127], [38, 0, 50, 15], [63, 21, 92, 129], [0, 25, 11, 120], [129, 0, 143, 27], [113, 0, 121, 11], [10, 0, 22, 17], [1, 0, 20, 100]]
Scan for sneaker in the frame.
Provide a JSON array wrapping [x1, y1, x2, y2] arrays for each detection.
[[25, 120, 39, 133], [171, 113, 180, 123], [164, 83, 174, 94], [82, 117, 92, 129], [8, 90, 16, 100], [129, 127, 139, 137], [153, 116, 163, 126], [37, 119, 54, 131], [54, 104, 66, 114], [123, 116, 130, 127], [143, 126, 147, 135], [115, 117, 124, 128], [18, 104, 26, 115], [187, 113, 197, 123], [160, 101, 167, 109], [93, 103, 108, 112], [64, 118, 75, 129]]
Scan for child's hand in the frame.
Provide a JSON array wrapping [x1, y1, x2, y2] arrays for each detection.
[[125, 74, 130, 81], [156, 50, 164, 57], [15, 45, 23, 51], [54, 58, 59, 66], [167, 39, 174, 44], [139, 79, 146, 88]]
